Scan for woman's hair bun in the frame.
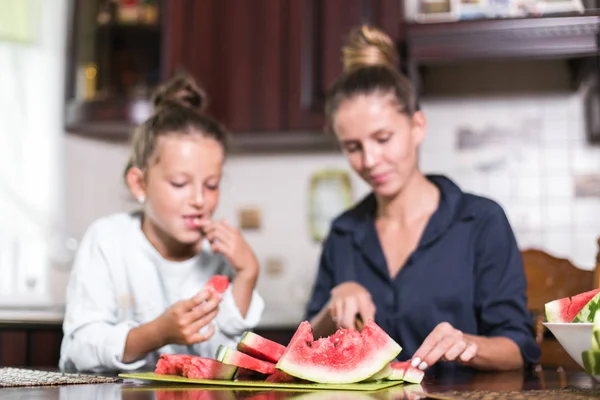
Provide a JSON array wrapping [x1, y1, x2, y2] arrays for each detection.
[[151, 72, 208, 112], [342, 25, 399, 74]]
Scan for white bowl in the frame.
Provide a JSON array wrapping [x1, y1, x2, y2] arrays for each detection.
[[543, 322, 593, 369]]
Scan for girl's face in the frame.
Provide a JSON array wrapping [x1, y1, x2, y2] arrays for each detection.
[[333, 93, 426, 199], [129, 133, 224, 253]]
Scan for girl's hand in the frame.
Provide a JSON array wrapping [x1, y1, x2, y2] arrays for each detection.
[[328, 281, 376, 329], [411, 322, 478, 370], [202, 219, 259, 280], [156, 289, 221, 346]]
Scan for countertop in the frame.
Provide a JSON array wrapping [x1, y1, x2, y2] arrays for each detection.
[[0, 366, 598, 399]]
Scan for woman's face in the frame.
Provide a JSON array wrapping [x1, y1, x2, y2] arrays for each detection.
[[333, 92, 426, 199]]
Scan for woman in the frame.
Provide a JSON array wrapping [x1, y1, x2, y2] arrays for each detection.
[[305, 25, 539, 372]]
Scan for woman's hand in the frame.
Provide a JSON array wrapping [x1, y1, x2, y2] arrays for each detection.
[[411, 322, 478, 370], [156, 289, 221, 346], [328, 282, 376, 329], [202, 219, 259, 280]]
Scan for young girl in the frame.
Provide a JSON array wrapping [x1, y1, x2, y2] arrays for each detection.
[[59, 75, 264, 373], [305, 26, 539, 372]]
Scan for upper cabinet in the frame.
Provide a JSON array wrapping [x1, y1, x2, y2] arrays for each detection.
[[162, 0, 402, 133], [65, 0, 401, 140], [65, 0, 162, 138], [64, 0, 600, 142]]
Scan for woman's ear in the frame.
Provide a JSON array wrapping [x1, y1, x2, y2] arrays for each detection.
[[126, 166, 146, 204], [410, 111, 427, 146]]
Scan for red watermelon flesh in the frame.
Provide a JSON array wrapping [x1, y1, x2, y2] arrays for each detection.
[[217, 345, 276, 375], [237, 331, 286, 363], [205, 275, 229, 294], [387, 361, 424, 384], [181, 356, 237, 380], [276, 320, 402, 384], [545, 288, 600, 322], [154, 354, 236, 380], [155, 354, 194, 375]]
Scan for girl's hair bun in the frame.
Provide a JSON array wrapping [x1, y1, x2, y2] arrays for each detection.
[[151, 72, 208, 112]]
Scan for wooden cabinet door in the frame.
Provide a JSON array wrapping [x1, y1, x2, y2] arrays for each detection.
[[162, 0, 402, 133], [285, 0, 402, 131], [162, 0, 287, 133]]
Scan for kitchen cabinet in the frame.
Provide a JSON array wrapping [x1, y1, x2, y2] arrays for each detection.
[[162, 0, 403, 134], [0, 322, 63, 368], [0, 320, 293, 368], [65, 0, 402, 145]]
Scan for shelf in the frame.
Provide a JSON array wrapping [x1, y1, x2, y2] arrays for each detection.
[[64, 98, 152, 139], [405, 14, 600, 64]]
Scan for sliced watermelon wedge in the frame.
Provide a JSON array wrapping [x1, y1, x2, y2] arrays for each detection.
[[182, 356, 237, 380], [155, 354, 236, 380], [276, 320, 402, 384], [217, 345, 276, 375], [574, 292, 600, 323], [237, 331, 286, 363], [385, 361, 424, 384], [545, 288, 600, 322]]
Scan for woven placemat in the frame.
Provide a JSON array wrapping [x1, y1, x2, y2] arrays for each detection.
[[423, 387, 600, 400], [0, 367, 120, 388]]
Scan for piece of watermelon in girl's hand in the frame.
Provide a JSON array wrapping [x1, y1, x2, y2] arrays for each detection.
[[204, 275, 229, 295]]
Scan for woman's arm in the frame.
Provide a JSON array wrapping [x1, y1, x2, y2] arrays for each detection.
[[412, 203, 539, 371], [462, 334, 523, 371]]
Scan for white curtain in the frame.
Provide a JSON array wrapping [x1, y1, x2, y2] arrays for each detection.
[[0, 0, 68, 305]]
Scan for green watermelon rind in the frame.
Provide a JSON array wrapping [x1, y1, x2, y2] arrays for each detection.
[[582, 350, 600, 375], [573, 293, 600, 323], [237, 331, 286, 363], [362, 363, 392, 382], [215, 344, 227, 361], [277, 339, 401, 384], [403, 367, 424, 384]]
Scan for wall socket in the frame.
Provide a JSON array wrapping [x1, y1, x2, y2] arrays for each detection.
[[238, 207, 261, 230], [265, 256, 284, 276]]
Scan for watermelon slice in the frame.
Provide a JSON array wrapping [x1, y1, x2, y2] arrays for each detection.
[[574, 292, 600, 323], [182, 356, 237, 380], [582, 350, 600, 375], [205, 275, 229, 294], [545, 288, 600, 322], [155, 354, 236, 380], [155, 354, 194, 375], [276, 320, 402, 384], [237, 331, 286, 363], [217, 345, 276, 375], [386, 361, 424, 384]]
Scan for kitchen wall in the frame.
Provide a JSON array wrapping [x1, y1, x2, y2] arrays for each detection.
[[63, 59, 600, 326]]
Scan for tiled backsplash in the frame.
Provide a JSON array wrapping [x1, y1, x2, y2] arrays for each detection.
[[63, 61, 600, 324], [421, 93, 600, 270]]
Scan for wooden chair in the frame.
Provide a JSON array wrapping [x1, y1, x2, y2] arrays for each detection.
[[522, 240, 600, 370]]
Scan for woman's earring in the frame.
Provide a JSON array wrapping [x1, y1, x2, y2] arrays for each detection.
[[137, 195, 145, 204]]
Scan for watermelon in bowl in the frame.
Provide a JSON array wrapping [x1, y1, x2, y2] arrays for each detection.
[[543, 289, 600, 370]]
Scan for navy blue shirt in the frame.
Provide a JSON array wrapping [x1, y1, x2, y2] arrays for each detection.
[[305, 175, 540, 366]]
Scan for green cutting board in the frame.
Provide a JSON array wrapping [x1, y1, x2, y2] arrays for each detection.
[[119, 372, 403, 391]]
